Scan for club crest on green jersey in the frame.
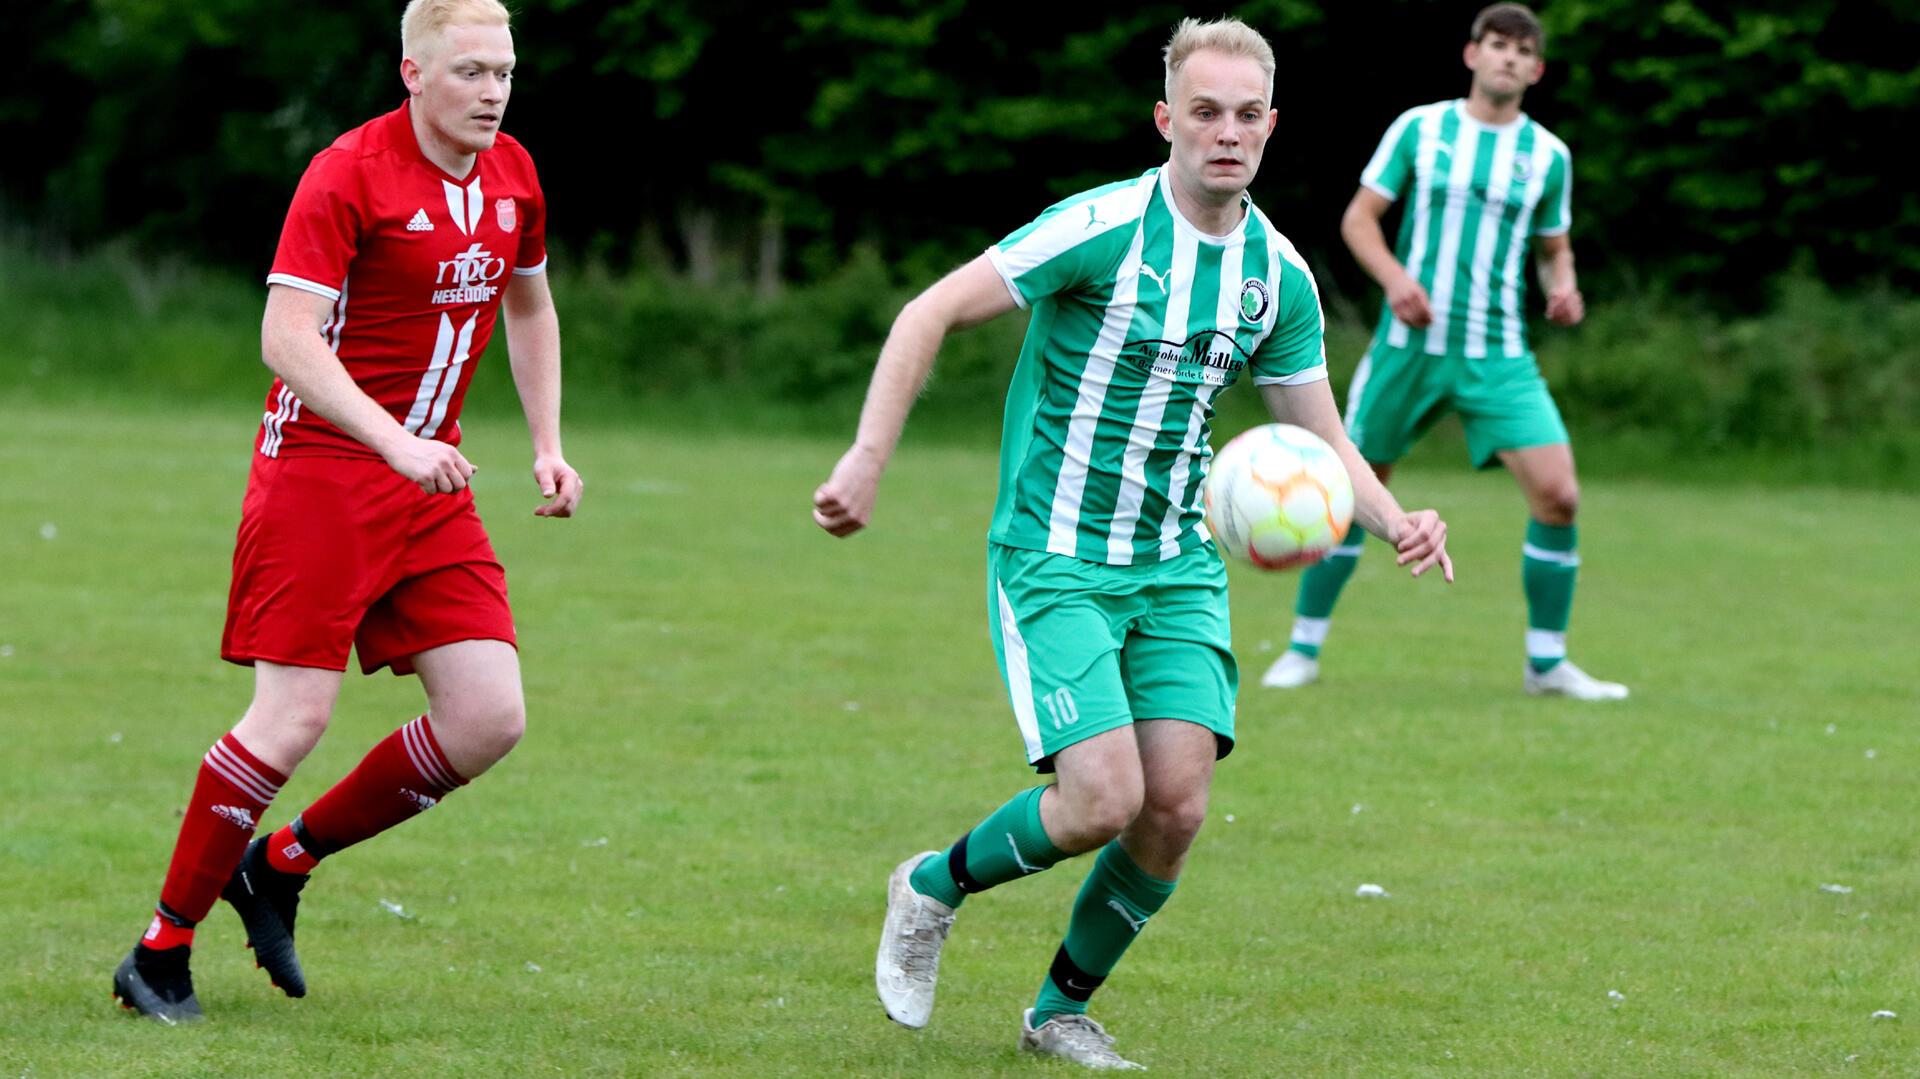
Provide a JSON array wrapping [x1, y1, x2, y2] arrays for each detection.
[[1512, 153, 1533, 183], [1239, 278, 1271, 323]]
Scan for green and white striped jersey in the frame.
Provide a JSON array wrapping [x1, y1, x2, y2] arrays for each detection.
[[1361, 100, 1572, 358], [984, 167, 1328, 567]]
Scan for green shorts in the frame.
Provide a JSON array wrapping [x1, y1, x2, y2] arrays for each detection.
[[1344, 342, 1569, 468], [987, 542, 1237, 773]]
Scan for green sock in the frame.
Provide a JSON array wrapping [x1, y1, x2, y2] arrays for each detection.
[[1288, 531, 1366, 657], [1522, 519, 1579, 673], [1031, 841, 1177, 1026], [909, 785, 1065, 909]]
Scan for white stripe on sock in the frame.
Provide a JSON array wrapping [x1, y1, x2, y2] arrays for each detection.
[[206, 740, 280, 796], [204, 741, 280, 804], [402, 719, 459, 791], [1526, 628, 1568, 659], [1291, 617, 1332, 647], [1522, 542, 1580, 567]]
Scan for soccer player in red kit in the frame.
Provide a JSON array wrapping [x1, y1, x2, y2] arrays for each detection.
[[112, 0, 582, 1022]]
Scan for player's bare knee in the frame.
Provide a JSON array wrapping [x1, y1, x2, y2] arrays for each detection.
[[1089, 783, 1145, 841], [239, 697, 333, 756], [496, 703, 528, 756], [1140, 789, 1208, 851], [1535, 480, 1579, 525], [1058, 780, 1143, 846], [472, 698, 527, 762], [432, 694, 525, 769]]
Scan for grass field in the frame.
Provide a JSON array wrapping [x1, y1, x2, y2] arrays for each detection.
[[2, 396, 1916, 1077]]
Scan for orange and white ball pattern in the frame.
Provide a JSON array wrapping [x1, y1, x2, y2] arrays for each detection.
[[1203, 424, 1354, 570]]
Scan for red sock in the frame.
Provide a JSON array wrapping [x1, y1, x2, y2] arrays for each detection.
[[264, 820, 319, 875], [154, 733, 286, 927], [293, 716, 467, 861], [142, 909, 195, 951]]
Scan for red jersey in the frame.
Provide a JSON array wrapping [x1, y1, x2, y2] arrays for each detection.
[[258, 102, 547, 459]]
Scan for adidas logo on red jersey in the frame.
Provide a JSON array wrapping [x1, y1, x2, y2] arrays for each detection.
[[406, 208, 434, 233]]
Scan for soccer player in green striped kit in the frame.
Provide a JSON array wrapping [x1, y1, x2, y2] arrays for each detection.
[[814, 17, 1452, 1070], [1264, 3, 1629, 700]]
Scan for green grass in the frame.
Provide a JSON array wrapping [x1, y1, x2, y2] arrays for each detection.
[[2, 396, 1916, 1076]]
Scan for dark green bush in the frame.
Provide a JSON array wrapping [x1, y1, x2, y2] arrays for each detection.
[[3, 239, 1912, 486]]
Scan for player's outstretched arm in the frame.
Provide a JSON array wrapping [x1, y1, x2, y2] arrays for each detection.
[[1342, 187, 1432, 330], [1259, 380, 1453, 582], [503, 270, 582, 518], [261, 284, 476, 494], [813, 254, 1020, 538], [1534, 233, 1584, 326]]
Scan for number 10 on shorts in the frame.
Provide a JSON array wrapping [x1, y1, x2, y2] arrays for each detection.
[[1041, 687, 1079, 729]]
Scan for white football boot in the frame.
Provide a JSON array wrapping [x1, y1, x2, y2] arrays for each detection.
[[1525, 659, 1629, 700], [1260, 650, 1320, 689], [1020, 1009, 1147, 1070], [876, 851, 955, 1028]]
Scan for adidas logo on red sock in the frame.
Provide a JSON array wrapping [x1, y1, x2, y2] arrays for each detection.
[[211, 805, 257, 830], [398, 787, 439, 811]]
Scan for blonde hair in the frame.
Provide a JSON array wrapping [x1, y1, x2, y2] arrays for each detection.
[[401, 0, 511, 62], [1162, 17, 1276, 104]]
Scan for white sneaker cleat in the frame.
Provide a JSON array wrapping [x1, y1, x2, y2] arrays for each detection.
[[876, 851, 955, 1028], [1525, 659, 1629, 700], [1261, 650, 1319, 689], [1020, 1008, 1146, 1071]]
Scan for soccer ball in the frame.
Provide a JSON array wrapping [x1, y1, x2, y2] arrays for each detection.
[[1203, 423, 1354, 570]]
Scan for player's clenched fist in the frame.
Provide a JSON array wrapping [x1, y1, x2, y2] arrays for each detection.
[[1387, 273, 1434, 329], [1544, 284, 1584, 326], [384, 436, 476, 494], [813, 445, 884, 537]]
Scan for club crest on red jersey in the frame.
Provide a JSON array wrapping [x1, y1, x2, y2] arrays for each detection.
[[496, 198, 517, 232]]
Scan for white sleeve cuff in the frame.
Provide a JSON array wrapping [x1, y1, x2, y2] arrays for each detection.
[[983, 246, 1029, 310], [1251, 363, 1330, 387], [265, 273, 341, 301], [1359, 178, 1399, 202], [512, 257, 549, 276]]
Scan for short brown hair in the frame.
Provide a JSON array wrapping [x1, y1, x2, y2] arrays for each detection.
[[1471, 3, 1545, 54]]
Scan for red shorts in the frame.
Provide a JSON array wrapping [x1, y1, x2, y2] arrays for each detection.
[[221, 454, 515, 676]]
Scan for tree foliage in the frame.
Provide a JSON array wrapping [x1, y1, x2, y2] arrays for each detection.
[[2, 1, 1913, 294], [1544, 0, 1920, 293]]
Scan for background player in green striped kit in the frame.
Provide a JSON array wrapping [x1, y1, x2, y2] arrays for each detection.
[[1264, 2, 1630, 701], [814, 17, 1453, 1071]]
